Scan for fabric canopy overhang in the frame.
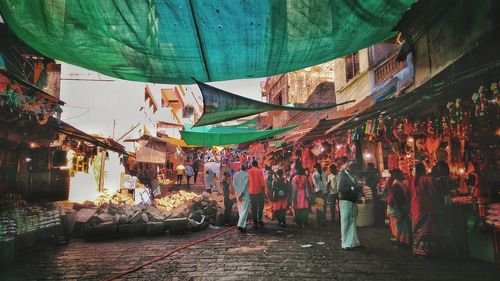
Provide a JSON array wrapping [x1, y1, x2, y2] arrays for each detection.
[[125, 135, 177, 163], [194, 80, 355, 126], [157, 132, 199, 148], [224, 117, 259, 128], [0, 0, 416, 84], [180, 124, 298, 147]]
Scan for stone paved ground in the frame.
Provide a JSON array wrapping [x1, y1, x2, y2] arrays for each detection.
[[1, 220, 499, 281]]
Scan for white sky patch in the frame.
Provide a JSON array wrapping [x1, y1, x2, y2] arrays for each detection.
[[59, 63, 265, 147]]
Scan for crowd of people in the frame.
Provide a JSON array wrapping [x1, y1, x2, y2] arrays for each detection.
[[227, 155, 365, 251], [385, 161, 449, 258], [227, 154, 460, 257], [170, 148, 456, 257]]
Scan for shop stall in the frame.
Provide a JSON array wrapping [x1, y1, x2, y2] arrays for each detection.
[[334, 80, 500, 261]]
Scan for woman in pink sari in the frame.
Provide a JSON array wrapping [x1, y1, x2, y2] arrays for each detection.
[[410, 163, 437, 257], [292, 167, 311, 227]]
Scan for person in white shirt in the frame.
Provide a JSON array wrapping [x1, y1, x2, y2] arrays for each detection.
[[312, 163, 328, 226], [327, 164, 339, 224], [185, 164, 194, 187], [204, 169, 214, 193], [232, 165, 250, 233]]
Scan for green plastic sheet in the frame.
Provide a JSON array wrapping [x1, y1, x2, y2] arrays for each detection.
[[224, 117, 259, 128], [180, 124, 297, 147], [194, 80, 355, 126], [0, 0, 416, 84]]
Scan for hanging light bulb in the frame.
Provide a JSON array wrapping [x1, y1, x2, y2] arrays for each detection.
[[364, 152, 372, 159]]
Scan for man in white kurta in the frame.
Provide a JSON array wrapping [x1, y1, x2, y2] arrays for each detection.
[[232, 165, 250, 233]]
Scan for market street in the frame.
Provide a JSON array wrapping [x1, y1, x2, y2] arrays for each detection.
[[1, 222, 499, 281], [1, 1, 500, 280]]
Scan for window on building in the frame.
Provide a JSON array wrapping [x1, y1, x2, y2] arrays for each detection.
[[345, 52, 360, 82]]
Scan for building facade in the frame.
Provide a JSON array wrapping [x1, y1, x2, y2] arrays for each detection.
[[261, 60, 335, 129]]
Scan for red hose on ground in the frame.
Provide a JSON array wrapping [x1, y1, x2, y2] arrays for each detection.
[[104, 226, 237, 281]]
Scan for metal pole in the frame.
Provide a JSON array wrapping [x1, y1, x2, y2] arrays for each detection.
[[112, 119, 116, 139]]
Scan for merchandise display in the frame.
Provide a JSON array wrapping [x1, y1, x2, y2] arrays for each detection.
[[0, 193, 61, 241], [486, 203, 500, 227]]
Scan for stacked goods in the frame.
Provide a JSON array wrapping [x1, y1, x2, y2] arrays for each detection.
[[0, 195, 60, 241], [485, 203, 500, 227], [39, 210, 61, 229], [0, 216, 16, 241]]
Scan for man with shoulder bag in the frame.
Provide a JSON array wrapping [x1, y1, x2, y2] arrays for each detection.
[[337, 161, 362, 250]]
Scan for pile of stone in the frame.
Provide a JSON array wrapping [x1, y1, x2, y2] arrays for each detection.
[[72, 202, 170, 227], [189, 193, 219, 225], [188, 192, 239, 226]]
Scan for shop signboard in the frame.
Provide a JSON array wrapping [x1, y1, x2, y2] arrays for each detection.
[[123, 175, 137, 189]]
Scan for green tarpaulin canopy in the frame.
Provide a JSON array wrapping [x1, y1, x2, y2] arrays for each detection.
[[224, 117, 259, 128], [0, 0, 416, 84], [194, 80, 355, 126], [180, 124, 298, 147]]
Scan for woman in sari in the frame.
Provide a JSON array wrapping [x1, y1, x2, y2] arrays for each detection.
[[387, 169, 411, 246], [292, 167, 310, 227], [410, 163, 437, 257]]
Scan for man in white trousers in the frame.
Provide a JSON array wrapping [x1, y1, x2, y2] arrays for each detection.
[[232, 164, 250, 233]]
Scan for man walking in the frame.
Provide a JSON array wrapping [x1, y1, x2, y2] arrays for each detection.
[[193, 159, 199, 183], [233, 165, 250, 233], [175, 163, 185, 186], [247, 160, 268, 227], [185, 163, 194, 187]]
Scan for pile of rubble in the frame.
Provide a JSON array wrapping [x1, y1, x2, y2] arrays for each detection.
[[73, 203, 168, 226], [59, 190, 241, 241]]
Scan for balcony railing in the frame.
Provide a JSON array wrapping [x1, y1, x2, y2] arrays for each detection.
[[373, 53, 406, 85]]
